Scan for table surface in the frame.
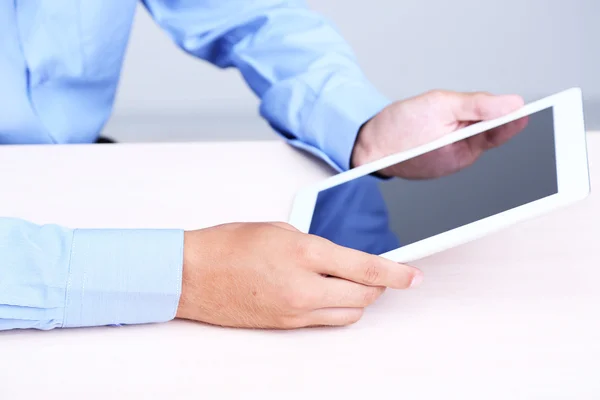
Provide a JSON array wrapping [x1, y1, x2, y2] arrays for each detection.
[[1, 136, 599, 400]]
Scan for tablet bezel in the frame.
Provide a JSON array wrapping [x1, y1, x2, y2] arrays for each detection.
[[288, 87, 590, 262]]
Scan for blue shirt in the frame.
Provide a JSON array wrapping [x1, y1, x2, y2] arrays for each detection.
[[309, 176, 401, 255], [0, 0, 391, 330]]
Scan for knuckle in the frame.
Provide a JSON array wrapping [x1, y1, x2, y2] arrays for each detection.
[[471, 92, 485, 100], [362, 287, 383, 305], [472, 95, 487, 113], [292, 238, 321, 263], [279, 222, 294, 230], [271, 221, 294, 230], [282, 289, 314, 311], [426, 89, 446, 102], [362, 264, 381, 285], [246, 223, 274, 239], [221, 222, 245, 232]]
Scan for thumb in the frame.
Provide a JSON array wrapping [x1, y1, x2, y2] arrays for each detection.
[[269, 221, 300, 232], [443, 91, 524, 122]]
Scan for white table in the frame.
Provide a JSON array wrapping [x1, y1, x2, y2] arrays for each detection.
[[1, 136, 599, 399]]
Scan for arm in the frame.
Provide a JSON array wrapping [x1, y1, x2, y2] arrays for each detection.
[[0, 217, 183, 330], [142, 0, 390, 172], [0, 218, 422, 331]]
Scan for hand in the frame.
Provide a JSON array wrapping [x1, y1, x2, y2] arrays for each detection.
[[176, 222, 423, 329], [351, 90, 527, 179]]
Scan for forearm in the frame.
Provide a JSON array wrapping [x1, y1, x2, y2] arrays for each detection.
[[144, 0, 390, 171], [222, 3, 390, 172], [0, 217, 183, 331]]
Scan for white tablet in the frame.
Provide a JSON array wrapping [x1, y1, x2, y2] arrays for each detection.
[[289, 87, 590, 262]]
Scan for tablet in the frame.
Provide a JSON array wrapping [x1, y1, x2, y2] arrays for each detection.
[[289, 87, 590, 262]]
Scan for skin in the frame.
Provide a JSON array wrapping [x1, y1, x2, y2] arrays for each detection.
[[352, 90, 527, 178], [176, 90, 525, 329], [177, 222, 422, 328]]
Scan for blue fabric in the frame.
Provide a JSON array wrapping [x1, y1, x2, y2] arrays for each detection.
[[0, 1, 391, 330], [308, 176, 400, 255], [0, 219, 184, 330]]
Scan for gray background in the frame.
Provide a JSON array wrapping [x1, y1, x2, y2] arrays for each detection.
[[378, 108, 557, 245], [104, 0, 600, 143]]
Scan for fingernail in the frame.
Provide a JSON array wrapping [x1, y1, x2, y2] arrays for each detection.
[[410, 271, 424, 288]]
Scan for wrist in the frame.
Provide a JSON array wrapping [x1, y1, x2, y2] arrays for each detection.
[[176, 231, 195, 320], [351, 119, 380, 168]]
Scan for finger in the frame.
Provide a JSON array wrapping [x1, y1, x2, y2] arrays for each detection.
[[462, 115, 529, 162], [444, 91, 524, 122], [269, 221, 299, 232], [482, 115, 530, 150], [309, 240, 423, 289], [305, 308, 365, 327], [317, 277, 385, 308]]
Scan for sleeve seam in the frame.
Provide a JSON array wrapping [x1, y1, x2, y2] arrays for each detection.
[[61, 229, 77, 328], [171, 231, 185, 320]]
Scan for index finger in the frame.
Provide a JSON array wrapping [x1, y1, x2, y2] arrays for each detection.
[[482, 115, 529, 150], [444, 91, 524, 122], [311, 241, 423, 289]]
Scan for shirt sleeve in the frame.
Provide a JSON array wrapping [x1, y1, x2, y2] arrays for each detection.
[[142, 0, 391, 172], [0, 217, 183, 331]]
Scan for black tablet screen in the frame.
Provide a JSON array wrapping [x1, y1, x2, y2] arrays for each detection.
[[308, 107, 558, 255]]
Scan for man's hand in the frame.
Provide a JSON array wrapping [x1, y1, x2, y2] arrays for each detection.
[[352, 90, 526, 178], [176, 222, 422, 329]]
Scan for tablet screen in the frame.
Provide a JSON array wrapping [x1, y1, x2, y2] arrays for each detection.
[[308, 107, 558, 255]]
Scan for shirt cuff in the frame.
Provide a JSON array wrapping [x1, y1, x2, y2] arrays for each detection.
[[304, 80, 391, 172], [63, 229, 184, 328]]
